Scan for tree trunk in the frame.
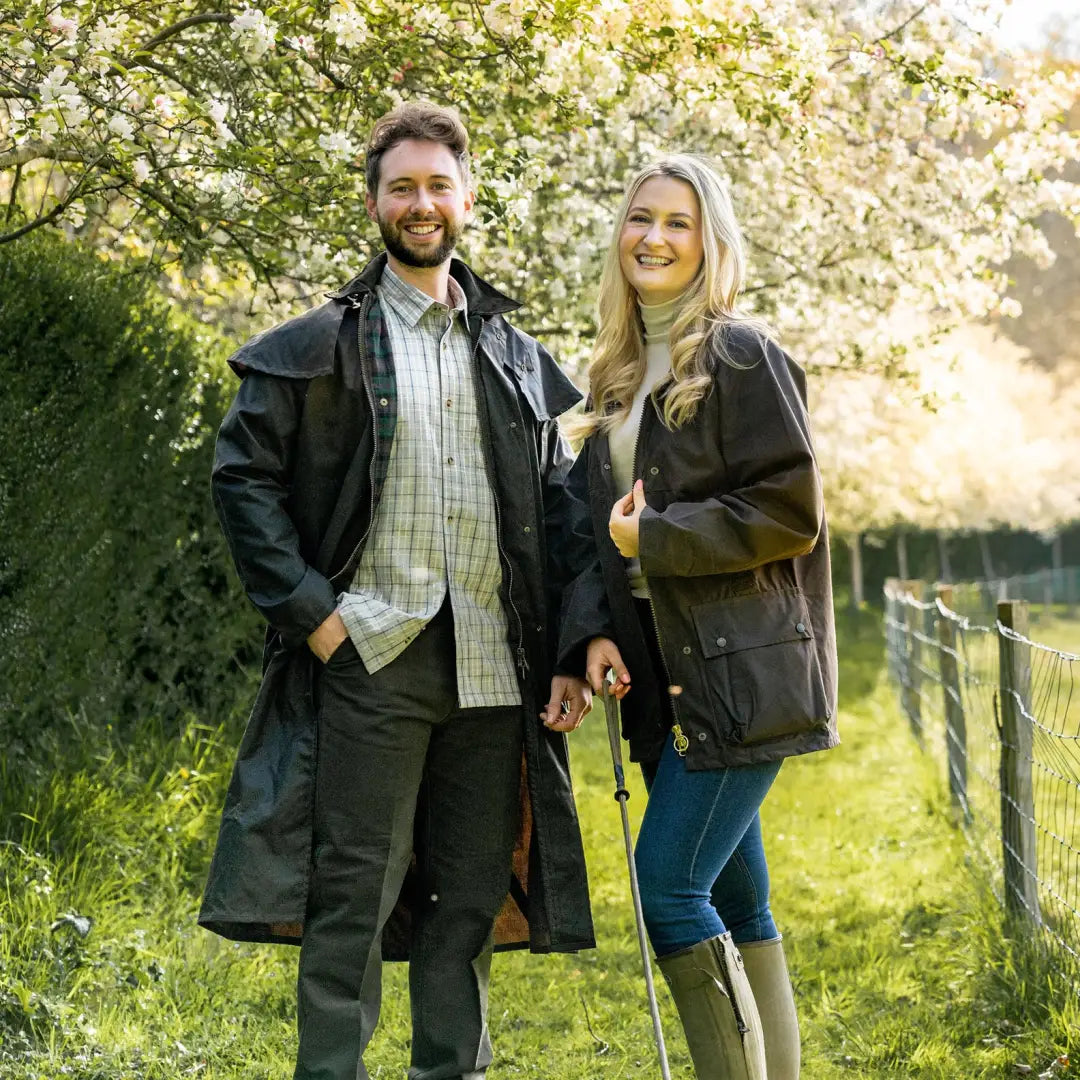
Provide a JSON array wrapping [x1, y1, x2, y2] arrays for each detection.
[[937, 529, 952, 584], [897, 530, 909, 580], [849, 533, 865, 609], [978, 532, 995, 582], [1051, 533, 1064, 571]]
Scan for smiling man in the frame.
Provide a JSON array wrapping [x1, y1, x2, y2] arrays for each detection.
[[200, 102, 597, 1080]]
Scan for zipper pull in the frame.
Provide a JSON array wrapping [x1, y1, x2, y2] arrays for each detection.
[[516, 646, 530, 678], [671, 724, 689, 757]]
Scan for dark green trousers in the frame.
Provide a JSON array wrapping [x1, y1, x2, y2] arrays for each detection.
[[294, 601, 523, 1080]]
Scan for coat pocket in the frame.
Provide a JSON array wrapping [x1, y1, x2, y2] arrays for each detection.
[[690, 590, 830, 746]]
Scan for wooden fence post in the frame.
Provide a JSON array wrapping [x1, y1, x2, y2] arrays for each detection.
[[901, 580, 925, 744], [936, 586, 969, 819], [997, 601, 1041, 926]]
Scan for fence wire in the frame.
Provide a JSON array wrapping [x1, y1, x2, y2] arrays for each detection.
[[884, 580, 1080, 975]]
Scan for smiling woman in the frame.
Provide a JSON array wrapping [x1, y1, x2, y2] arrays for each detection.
[[558, 153, 837, 1080]]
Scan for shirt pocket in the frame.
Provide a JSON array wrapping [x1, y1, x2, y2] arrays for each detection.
[[690, 589, 830, 746]]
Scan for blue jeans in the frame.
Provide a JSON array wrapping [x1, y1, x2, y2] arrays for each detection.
[[637, 735, 781, 957]]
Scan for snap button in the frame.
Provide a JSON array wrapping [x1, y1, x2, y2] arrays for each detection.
[[602, 463, 611, 470], [430, 893, 438, 902], [715, 636, 727, 648], [379, 397, 389, 407], [523, 526, 531, 533], [796, 622, 806, 634], [509, 421, 518, 429], [649, 466, 659, 475], [697, 731, 707, 741], [682, 645, 691, 655]]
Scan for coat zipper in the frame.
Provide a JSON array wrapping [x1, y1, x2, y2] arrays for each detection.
[[630, 396, 688, 757], [468, 324, 528, 680]]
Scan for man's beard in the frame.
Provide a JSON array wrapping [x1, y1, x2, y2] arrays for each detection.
[[378, 212, 462, 268]]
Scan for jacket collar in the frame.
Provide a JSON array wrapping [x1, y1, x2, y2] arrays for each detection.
[[326, 252, 521, 318]]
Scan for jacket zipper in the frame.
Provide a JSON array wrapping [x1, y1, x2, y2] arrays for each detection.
[[327, 293, 379, 583], [468, 325, 527, 680], [630, 396, 688, 757]]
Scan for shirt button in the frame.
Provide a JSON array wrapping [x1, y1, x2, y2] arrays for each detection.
[[445, 398, 453, 408], [796, 622, 806, 634], [510, 421, 518, 429], [446, 456, 454, 465], [697, 731, 707, 741], [447, 515, 453, 523], [715, 636, 727, 648], [523, 525, 531, 533], [602, 463, 611, 470], [682, 645, 691, 655], [649, 466, 659, 475], [379, 397, 389, 407]]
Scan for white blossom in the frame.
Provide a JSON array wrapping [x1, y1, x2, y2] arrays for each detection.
[[231, 8, 277, 59], [133, 158, 151, 184], [327, 2, 368, 47], [847, 50, 874, 76], [46, 11, 78, 42], [89, 14, 129, 54], [107, 113, 134, 140], [318, 130, 357, 160]]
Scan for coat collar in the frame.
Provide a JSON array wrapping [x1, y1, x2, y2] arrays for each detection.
[[326, 252, 521, 318]]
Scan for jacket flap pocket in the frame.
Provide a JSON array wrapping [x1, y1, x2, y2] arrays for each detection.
[[691, 590, 814, 659]]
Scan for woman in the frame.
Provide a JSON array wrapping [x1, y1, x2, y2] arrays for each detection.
[[559, 155, 838, 1080]]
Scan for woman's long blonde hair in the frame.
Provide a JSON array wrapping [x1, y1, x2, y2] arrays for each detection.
[[572, 154, 774, 439]]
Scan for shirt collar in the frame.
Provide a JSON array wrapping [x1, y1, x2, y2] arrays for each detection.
[[378, 264, 468, 328]]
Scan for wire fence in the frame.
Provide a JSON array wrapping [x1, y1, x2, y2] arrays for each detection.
[[884, 576, 1080, 976], [942, 567, 1080, 623]]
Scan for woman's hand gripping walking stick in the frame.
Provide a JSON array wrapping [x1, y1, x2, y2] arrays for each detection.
[[603, 673, 671, 1080]]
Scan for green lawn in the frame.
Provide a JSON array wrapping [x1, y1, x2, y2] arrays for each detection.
[[1, 609, 1076, 1078]]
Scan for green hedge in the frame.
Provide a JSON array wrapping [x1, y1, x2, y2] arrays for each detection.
[[0, 234, 259, 753]]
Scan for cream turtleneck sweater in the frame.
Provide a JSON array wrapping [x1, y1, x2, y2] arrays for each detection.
[[608, 293, 681, 597]]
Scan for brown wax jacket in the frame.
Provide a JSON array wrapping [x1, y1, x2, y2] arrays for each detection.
[[558, 324, 839, 767]]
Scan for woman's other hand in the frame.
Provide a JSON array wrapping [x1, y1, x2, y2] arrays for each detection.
[[608, 478, 647, 558], [586, 636, 632, 699]]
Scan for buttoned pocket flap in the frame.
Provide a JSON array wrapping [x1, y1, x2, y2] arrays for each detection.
[[691, 590, 814, 659]]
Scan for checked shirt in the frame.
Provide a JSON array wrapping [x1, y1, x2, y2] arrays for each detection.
[[338, 265, 521, 709]]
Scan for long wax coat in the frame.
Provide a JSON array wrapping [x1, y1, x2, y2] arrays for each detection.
[[199, 254, 596, 958]]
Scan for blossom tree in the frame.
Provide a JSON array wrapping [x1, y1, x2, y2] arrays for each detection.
[[813, 318, 1080, 599], [1, 0, 1078, 363]]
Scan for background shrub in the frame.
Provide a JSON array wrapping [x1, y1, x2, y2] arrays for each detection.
[[0, 234, 260, 757]]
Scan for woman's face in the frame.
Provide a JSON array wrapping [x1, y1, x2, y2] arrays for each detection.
[[618, 175, 705, 306]]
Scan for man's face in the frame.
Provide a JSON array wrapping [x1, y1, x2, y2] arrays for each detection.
[[366, 138, 474, 268]]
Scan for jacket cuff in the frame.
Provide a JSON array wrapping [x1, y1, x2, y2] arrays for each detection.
[[637, 505, 670, 577], [259, 565, 338, 648]]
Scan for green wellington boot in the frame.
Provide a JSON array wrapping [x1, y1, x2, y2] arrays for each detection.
[[740, 936, 801, 1079], [656, 932, 767, 1080]]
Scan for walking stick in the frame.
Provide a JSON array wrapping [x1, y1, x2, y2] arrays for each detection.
[[603, 676, 671, 1080]]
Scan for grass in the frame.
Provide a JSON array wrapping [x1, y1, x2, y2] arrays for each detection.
[[1, 609, 1077, 1078]]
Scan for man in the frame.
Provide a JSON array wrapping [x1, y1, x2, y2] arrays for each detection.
[[200, 102, 596, 1080]]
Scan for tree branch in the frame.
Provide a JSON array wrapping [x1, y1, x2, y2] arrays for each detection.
[[0, 153, 102, 243], [0, 140, 86, 169], [134, 13, 235, 55]]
